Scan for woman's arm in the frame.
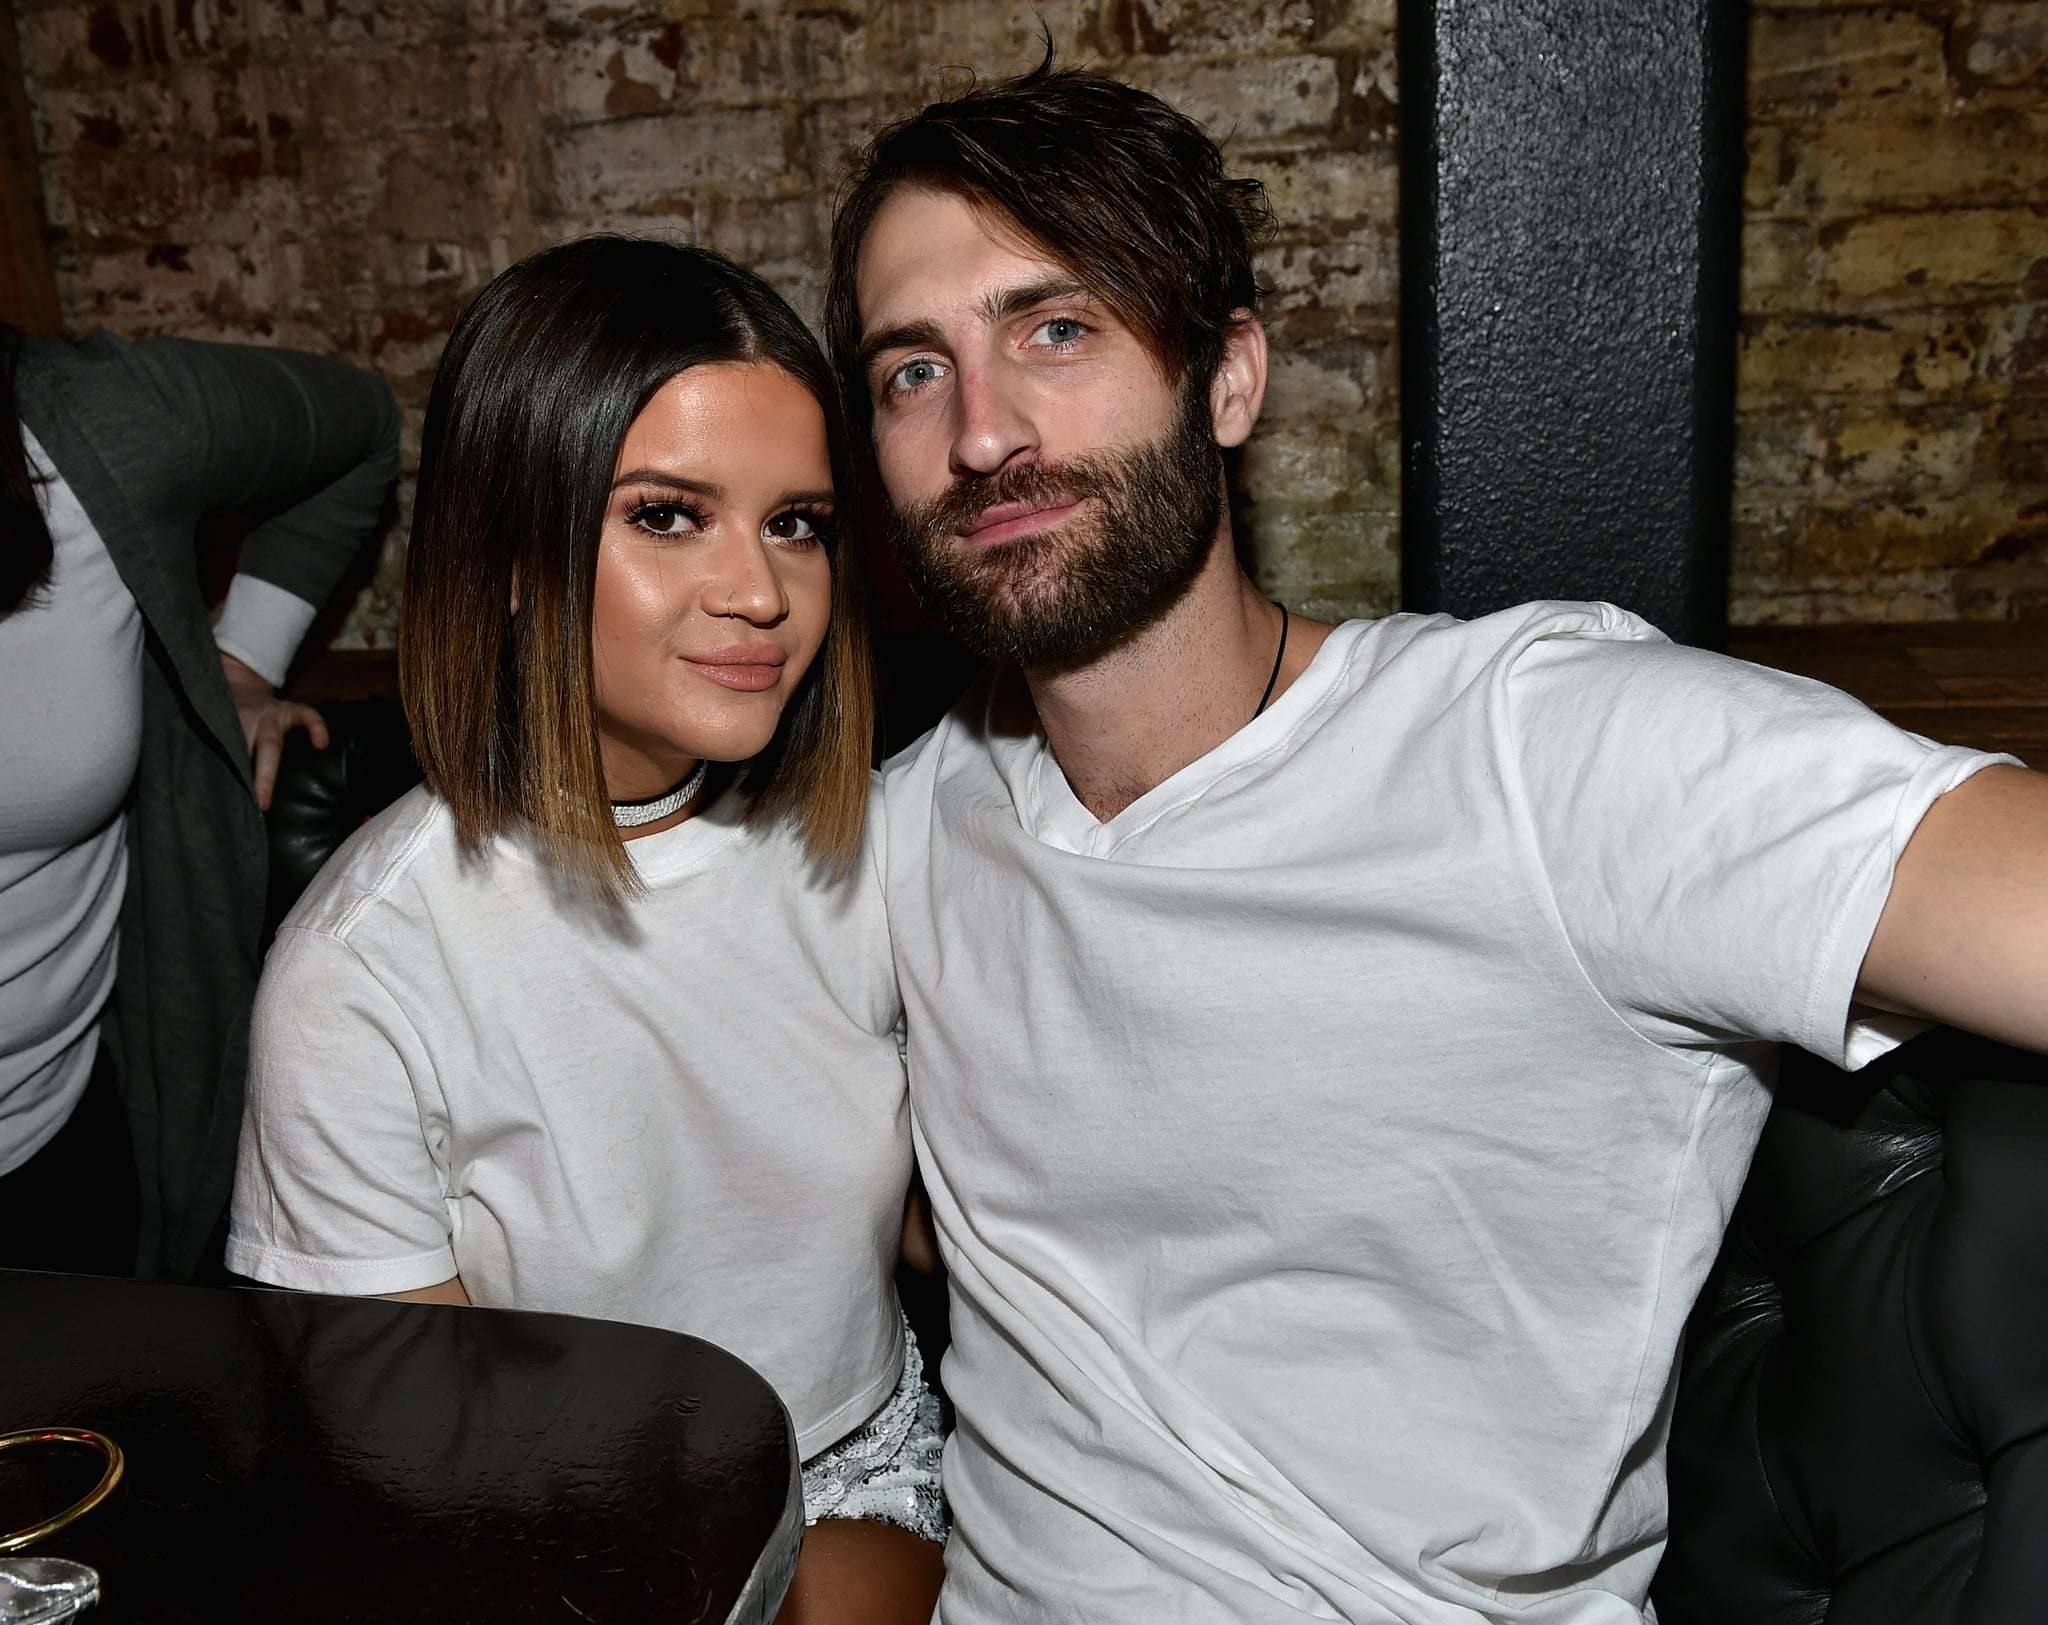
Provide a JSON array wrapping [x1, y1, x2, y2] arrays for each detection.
[[899, 1175, 941, 1276], [384, 1279, 472, 1306], [230, 924, 465, 1298]]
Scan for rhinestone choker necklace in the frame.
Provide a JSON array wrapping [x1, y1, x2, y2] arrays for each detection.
[[611, 760, 708, 828]]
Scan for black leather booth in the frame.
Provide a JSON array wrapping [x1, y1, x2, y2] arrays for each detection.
[[262, 705, 2046, 1619], [263, 699, 422, 936], [1654, 1027, 2048, 1623]]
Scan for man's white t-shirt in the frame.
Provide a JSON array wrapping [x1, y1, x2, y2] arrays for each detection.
[[229, 783, 910, 1459], [880, 602, 2010, 1624]]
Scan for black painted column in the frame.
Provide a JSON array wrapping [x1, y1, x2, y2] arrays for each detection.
[[1398, 0, 1746, 648]]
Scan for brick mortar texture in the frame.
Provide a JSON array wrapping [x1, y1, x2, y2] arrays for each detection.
[[10, 0, 2041, 642], [1737, 0, 2047, 623]]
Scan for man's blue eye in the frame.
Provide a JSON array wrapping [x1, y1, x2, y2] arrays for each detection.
[[892, 360, 942, 392], [1043, 319, 1082, 343]]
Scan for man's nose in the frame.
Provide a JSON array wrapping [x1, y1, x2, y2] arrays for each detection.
[[948, 361, 1037, 478]]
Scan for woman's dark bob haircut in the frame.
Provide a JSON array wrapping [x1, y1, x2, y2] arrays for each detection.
[[826, 48, 1276, 432], [400, 236, 873, 896]]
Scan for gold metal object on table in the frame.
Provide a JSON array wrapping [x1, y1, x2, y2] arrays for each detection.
[[0, 1430, 124, 1552]]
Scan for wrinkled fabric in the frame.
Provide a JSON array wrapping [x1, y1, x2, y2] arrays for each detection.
[[883, 603, 2013, 1622]]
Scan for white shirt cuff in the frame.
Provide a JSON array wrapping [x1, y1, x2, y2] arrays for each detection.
[[212, 573, 319, 688]]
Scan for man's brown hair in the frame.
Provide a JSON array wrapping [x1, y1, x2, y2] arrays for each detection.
[[826, 50, 1277, 424], [400, 237, 874, 899]]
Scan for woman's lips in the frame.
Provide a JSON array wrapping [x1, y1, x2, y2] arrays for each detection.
[[957, 498, 1085, 548], [686, 647, 786, 692]]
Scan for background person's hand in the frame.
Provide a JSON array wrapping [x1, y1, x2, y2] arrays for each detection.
[[219, 651, 329, 810]]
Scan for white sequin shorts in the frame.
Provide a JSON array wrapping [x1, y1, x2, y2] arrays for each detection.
[[799, 1312, 948, 1546]]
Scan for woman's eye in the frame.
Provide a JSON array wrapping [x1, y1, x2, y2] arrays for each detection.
[[1033, 317, 1086, 347], [626, 502, 701, 537], [885, 358, 946, 397], [764, 510, 827, 546]]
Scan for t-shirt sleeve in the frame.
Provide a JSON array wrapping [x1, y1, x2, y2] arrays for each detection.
[[1503, 626, 2014, 1068], [226, 925, 460, 1294]]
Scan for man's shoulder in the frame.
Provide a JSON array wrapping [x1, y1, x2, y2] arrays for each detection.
[[1293, 602, 1668, 737], [880, 660, 1023, 781], [1344, 600, 1666, 676]]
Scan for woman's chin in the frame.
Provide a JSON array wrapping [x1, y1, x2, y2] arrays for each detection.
[[601, 710, 787, 787], [693, 721, 783, 767]]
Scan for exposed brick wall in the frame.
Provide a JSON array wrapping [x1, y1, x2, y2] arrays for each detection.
[[1737, 2, 2048, 623], [11, 0, 2042, 643]]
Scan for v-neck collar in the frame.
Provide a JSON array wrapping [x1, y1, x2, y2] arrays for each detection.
[[1014, 620, 1370, 858]]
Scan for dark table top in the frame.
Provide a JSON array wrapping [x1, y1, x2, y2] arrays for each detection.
[[0, 1271, 800, 1623]]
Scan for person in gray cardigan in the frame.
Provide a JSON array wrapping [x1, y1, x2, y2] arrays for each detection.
[[2, 324, 399, 1279]]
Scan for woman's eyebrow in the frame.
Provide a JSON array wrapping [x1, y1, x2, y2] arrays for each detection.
[[612, 472, 836, 510], [612, 469, 721, 496]]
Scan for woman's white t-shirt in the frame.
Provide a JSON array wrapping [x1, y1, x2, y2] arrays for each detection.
[[228, 782, 910, 1458]]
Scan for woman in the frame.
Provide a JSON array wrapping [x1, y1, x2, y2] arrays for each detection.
[[226, 240, 944, 1622], [1, 320, 397, 1279]]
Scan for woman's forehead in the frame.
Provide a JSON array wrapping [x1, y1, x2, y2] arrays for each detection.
[[617, 363, 833, 489]]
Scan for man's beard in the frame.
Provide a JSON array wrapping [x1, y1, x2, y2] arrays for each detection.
[[889, 385, 1224, 667]]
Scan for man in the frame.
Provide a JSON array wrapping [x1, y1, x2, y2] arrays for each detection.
[[825, 59, 2048, 1623]]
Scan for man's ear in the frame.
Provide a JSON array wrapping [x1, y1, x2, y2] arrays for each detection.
[[1207, 310, 1268, 450]]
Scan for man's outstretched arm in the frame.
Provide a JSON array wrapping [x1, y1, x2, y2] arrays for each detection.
[[1859, 764, 2048, 1052]]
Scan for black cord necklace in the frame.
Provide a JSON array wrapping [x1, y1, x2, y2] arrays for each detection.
[[1253, 599, 1290, 720]]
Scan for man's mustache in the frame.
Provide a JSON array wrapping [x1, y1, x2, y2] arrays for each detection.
[[897, 457, 1120, 543]]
